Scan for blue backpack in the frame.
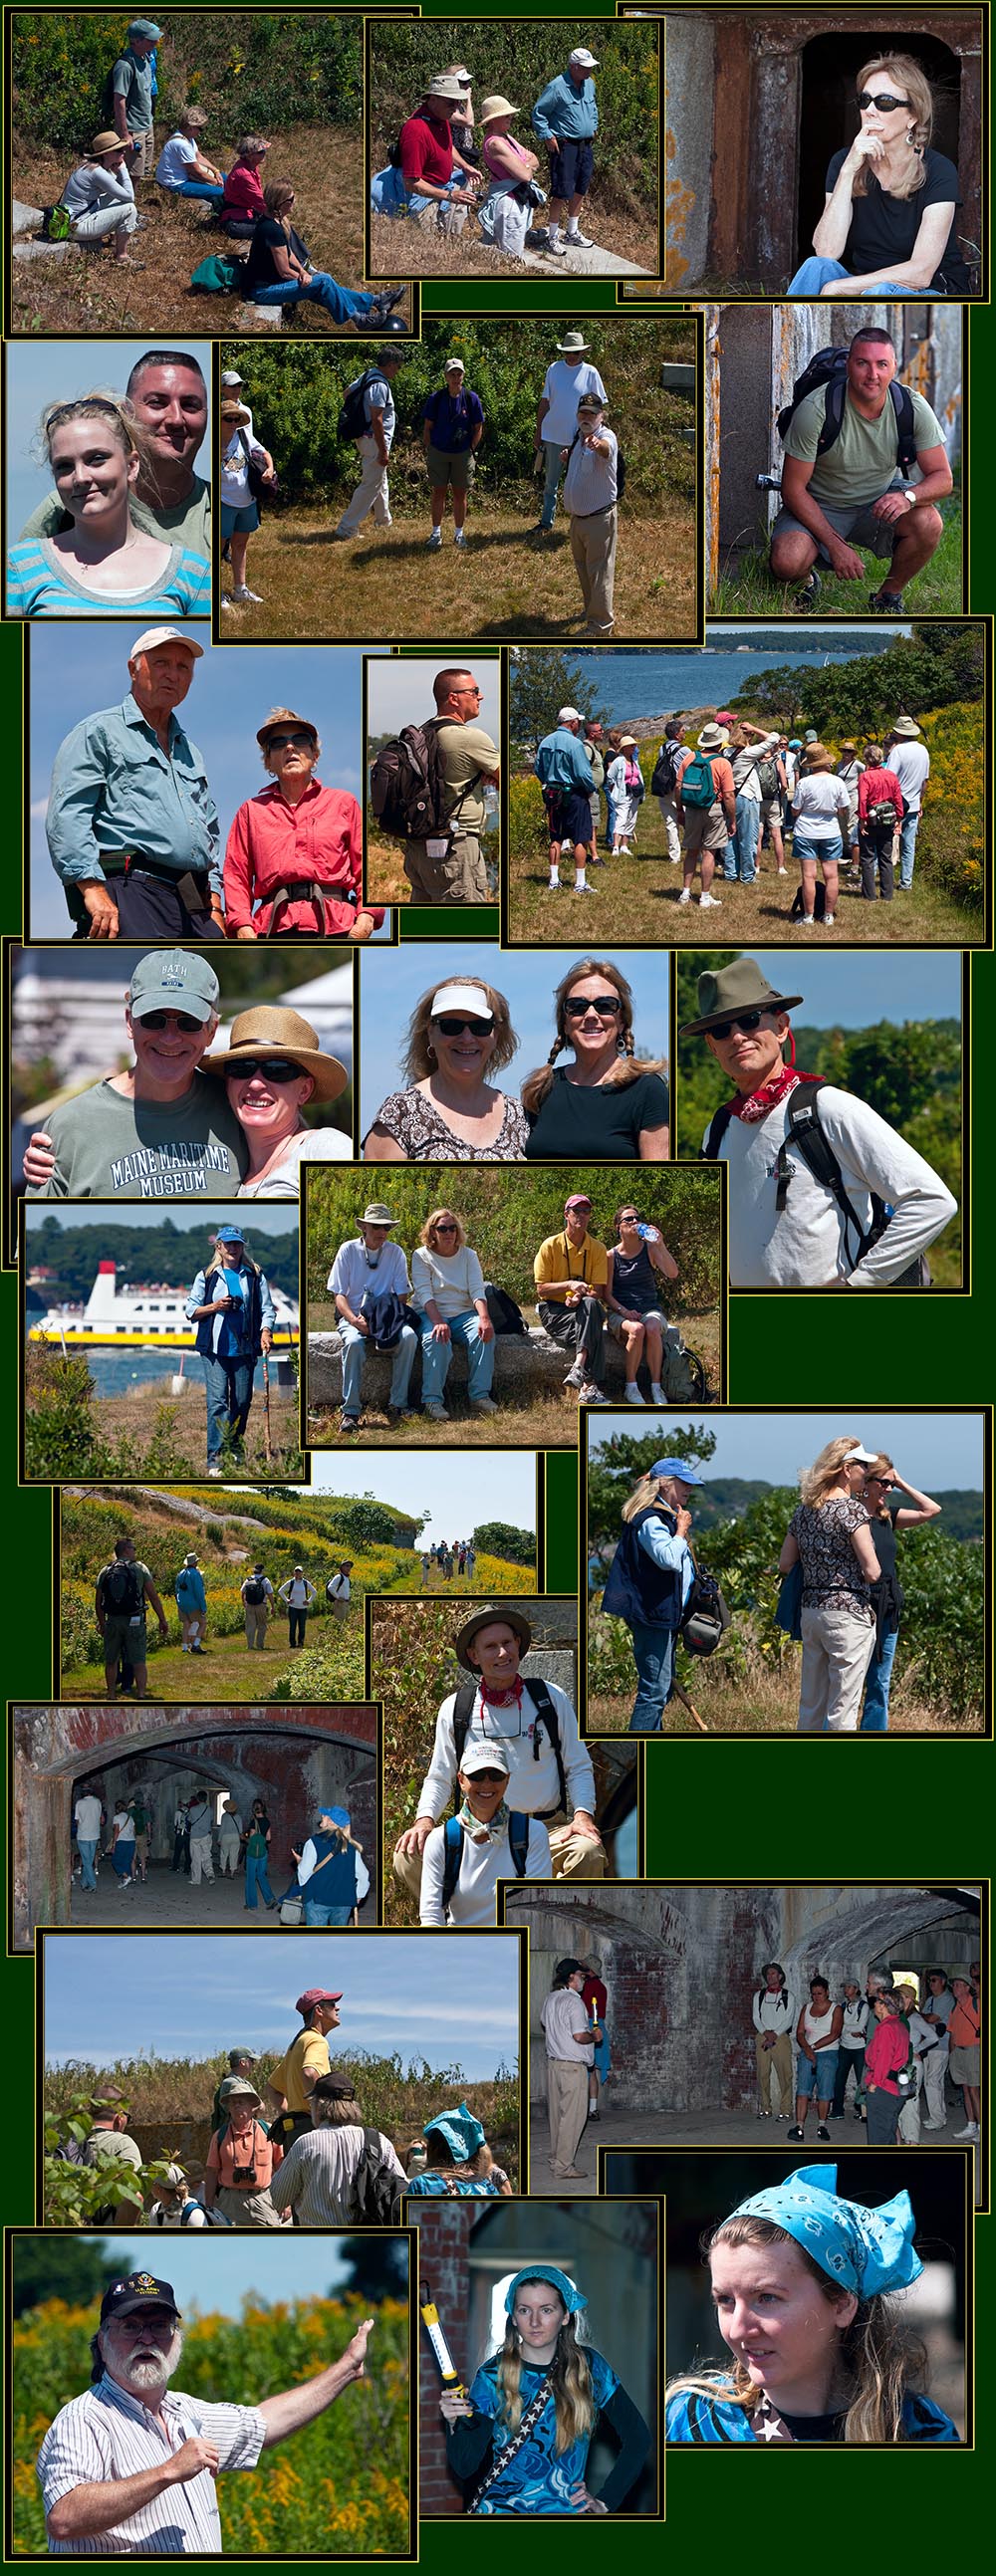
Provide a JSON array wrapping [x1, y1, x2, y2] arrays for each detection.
[[441, 1813, 530, 1914]]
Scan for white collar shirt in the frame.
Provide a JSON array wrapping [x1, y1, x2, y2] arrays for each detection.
[[38, 2372, 265, 2555]]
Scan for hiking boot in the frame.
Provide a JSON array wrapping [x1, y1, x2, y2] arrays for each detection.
[[793, 570, 822, 612], [423, 1400, 448, 1422], [869, 585, 905, 613], [471, 1395, 499, 1414], [372, 286, 405, 321], [340, 1413, 360, 1435]]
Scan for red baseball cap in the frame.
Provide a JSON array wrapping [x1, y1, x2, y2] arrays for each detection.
[[565, 1193, 592, 1212], [295, 1988, 343, 2015]]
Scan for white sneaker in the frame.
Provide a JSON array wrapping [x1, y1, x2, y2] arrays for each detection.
[[624, 1384, 643, 1403], [801, 914, 816, 926], [241, 585, 263, 602], [678, 887, 691, 904], [546, 237, 567, 256], [650, 1383, 664, 1403], [952, 2122, 980, 2140], [426, 528, 442, 549], [566, 228, 596, 247], [699, 891, 722, 908]]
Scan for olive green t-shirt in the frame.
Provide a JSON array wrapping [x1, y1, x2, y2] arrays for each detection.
[[435, 720, 499, 834], [25, 1074, 248, 1200], [19, 473, 212, 559], [785, 384, 944, 510]]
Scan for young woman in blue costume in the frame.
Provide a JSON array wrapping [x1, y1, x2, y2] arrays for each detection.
[[666, 2165, 959, 2445], [441, 2263, 650, 2513]]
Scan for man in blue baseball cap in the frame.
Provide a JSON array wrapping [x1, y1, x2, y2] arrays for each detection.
[[184, 1225, 276, 1477], [109, 21, 163, 181], [601, 1456, 704, 1733]]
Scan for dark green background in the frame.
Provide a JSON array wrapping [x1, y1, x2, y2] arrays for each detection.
[[5, 0, 989, 2544]]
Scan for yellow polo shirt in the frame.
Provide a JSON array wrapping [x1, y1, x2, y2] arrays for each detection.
[[534, 1230, 610, 1303], [270, 2029, 330, 2112]]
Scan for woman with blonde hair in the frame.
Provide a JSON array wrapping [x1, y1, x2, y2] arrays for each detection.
[[522, 958, 669, 1160], [790, 744, 851, 926], [442, 2263, 650, 2511], [365, 976, 528, 1159], [665, 2166, 959, 2443], [778, 1438, 881, 1732], [7, 394, 210, 618], [788, 53, 969, 297], [601, 1455, 701, 1733], [410, 1207, 498, 1423], [859, 1452, 941, 1732]]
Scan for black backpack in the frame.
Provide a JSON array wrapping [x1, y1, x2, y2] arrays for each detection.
[[484, 1283, 527, 1337], [651, 739, 684, 797], [776, 347, 918, 476], [338, 366, 387, 442], [679, 1564, 730, 1657], [566, 429, 625, 499], [243, 1577, 267, 1606], [347, 2127, 404, 2225], [370, 719, 473, 842], [440, 1810, 530, 1913], [99, 1560, 142, 1617], [702, 1080, 931, 1285], [452, 1676, 567, 1813]]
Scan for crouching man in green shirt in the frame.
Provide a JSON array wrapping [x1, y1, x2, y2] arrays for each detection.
[[769, 325, 952, 614], [22, 950, 247, 1200]]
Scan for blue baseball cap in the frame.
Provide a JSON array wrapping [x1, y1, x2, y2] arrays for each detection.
[[650, 1458, 704, 1484], [215, 1224, 246, 1244]]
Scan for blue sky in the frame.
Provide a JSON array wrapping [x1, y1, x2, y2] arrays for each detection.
[[589, 1410, 985, 1489], [29, 635, 386, 935], [68, 2234, 375, 2312], [367, 655, 500, 742], [360, 945, 669, 1129], [309, 1448, 538, 1535], [24, 1203, 293, 1240], [703, 950, 962, 1032], [43, 1933, 522, 2078], [8, 340, 212, 535]]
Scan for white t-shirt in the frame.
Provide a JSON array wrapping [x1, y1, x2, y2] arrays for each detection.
[[327, 1571, 351, 1601], [419, 1679, 595, 1821], [155, 131, 199, 186], [410, 1243, 486, 1319], [220, 430, 266, 510], [420, 1815, 551, 1925], [541, 1986, 594, 2065], [705, 1085, 957, 1288], [923, 1988, 953, 2049], [540, 358, 608, 445], [886, 740, 930, 813], [238, 1124, 352, 1199], [74, 1795, 103, 1840], [752, 1987, 795, 2035], [841, 1997, 871, 2050], [792, 772, 852, 838]]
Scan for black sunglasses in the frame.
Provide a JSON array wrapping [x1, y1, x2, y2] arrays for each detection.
[[433, 1220, 459, 1234], [467, 1768, 507, 1784], [267, 730, 315, 751], [431, 1014, 495, 1037], [564, 996, 622, 1019], [709, 1009, 766, 1042], [135, 1009, 203, 1034], [229, 1058, 303, 1084], [858, 88, 909, 111]]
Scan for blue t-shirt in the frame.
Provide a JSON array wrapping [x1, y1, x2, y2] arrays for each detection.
[[468, 2351, 619, 2512], [421, 387, 484, 453], [216, 1264, 253, 1359]]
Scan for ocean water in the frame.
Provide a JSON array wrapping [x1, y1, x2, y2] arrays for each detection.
[[578, 637, 902, 724], [28, 1346, 288, 1400]]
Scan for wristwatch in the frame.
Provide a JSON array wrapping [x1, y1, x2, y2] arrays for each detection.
[[904, 487, 917, 507]]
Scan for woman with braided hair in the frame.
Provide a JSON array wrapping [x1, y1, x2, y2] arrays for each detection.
[[522, 960, 670, 1160], [441, 2264, 650, 2513]]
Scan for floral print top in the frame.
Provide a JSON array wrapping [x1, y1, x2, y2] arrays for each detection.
[[789, 1498, 872, 1610]]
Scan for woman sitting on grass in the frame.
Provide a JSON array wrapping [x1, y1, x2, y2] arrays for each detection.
[[218, 133, 269, 238], [7, 394, 211, 619], [53, 130, 140, 261], [154, 107, 226, 204], [242, 179, 405, 328]]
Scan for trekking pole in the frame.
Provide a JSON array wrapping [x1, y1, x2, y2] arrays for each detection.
[[671, 1678, 710, 1735], [262, 1349, 272, 1463]]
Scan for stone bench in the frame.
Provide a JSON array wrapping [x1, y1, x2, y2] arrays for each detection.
[[307, 1322, 700, 1411], [13, 199, 82, 261]]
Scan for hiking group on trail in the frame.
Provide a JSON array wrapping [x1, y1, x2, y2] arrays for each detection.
[[73, 1785, 370, 1922], [87, 1532, 357, 1693]]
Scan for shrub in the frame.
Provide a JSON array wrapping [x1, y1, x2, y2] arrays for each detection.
[[12, 11, 362, 154]]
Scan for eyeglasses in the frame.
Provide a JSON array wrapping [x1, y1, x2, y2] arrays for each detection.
[[468, 1768, 507, 1785], [433, 1221, 459, 1235], [431, 1014, 495, 1037], [709, 1010, 766, 1042], [229, 1059, 303, 1084], [267, 731, 315, 751], [564, 996, 622, 1020], [454, 684, 483, 698], [858, 89, 909, 111], [134, 1009, 203, 1034]]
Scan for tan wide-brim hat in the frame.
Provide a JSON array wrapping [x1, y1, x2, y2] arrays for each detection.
[[888, 716, 923, 739], [256, 706, 319, 747], [89, 129, 128, 157], [205, 1007, 348, 1104], [480, 95, 520, 124], [454, 1603, 533, 1668]]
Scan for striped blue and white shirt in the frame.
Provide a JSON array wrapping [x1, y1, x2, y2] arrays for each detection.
[[37, 2372, 266, 2554], [6, 542, 211, 620]]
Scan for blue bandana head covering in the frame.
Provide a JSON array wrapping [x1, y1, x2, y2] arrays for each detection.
[[504, 2264, 587, 2317], [731, 2165, 923, 2297], [424, 2100, 485, 2162]]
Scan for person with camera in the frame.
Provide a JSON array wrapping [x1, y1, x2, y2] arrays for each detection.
[[860, 1988, 911, 2144], [203, 2076, 283, 2226], [601, 1457, 702, 1735]]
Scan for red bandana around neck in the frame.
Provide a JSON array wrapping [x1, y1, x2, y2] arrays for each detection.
[[477, 1677, 524, 1713], [731, 1065, 820, 1125]]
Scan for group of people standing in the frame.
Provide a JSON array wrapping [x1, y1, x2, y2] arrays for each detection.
[[752, 1961, 981, 2146], [420, 1540, 477, 1580], [373, 48, 605, 266], [652, 712, 930, 917]]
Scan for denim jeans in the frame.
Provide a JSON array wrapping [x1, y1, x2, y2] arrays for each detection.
[[175, 179, 225, 201], [832, 2048, 866, 2115], [898, 811, 920, 887], [787, 254, 909, 295], [77, 1839, 99, 1891], [627, 1619, 676, 1733], [304, 1900, 355, 1926], [288, 1606, 309, 1646], [540, 438, 566, 527], [111, 1843, 134, 1881], [245, 1851, 274, 1908], [724, 792, 760, 881], [339, 1320, 416, 1416], [860, 1625, 898, 1732], [797, 2048, 839, 2102], [202, 1354, 255, 1461], [419, 1311, 495, 1403], [252, 273, 374, 323]]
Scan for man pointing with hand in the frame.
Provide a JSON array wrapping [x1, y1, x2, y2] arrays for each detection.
[[38, 2271, 375, 2555]]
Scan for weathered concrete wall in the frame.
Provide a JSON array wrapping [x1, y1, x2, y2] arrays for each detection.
[[661, 12, 715, 287]]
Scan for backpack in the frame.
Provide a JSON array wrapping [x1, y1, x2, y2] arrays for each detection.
[[338, 366, 385, 442], [679, 1564, 730, 1657], [776, 347, 918, 476], [678, 751, 721, 811], [566, 430, 625, 499], [756, 754, 781, 799], [190, 253, 242, 292], [102, 55, 142, 127], [369, 719, 472, 842], [867, 794, 899, 828], [452, 1677, 567, 1814], [702, 1080, 931, 1285], [243, 1577, 267, 1606], [347, 2127, 404, 2225], [41, 202, 73, 241], [790, 880, 827, 921], [441, 1811, 531, 1913], [484, 1282, 527, 1336], [150, 2200, 231, 2228], [99, 1560, 142, 1618], [52, 2135, 85, 2164], [651, 739, 684, 796]]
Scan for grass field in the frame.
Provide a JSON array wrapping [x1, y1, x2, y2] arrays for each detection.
[[10, 127, 411, 338], [711, 471, 963, 617], [27, 1379, 302, 1486], [60, 1612, 364, 1703], [588, 1660, 979, 1737], [506, 779, 981, 948], [222, 493, 698, 641], [365, 830, 499, 909]]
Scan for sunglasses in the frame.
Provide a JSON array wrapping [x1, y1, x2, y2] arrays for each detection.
[[564, 996, 622, 1020], [431, 1014, 495, 1037], [229, 1058, 303, 1084], [433, 1221, 459, 1234], [709, 1010, 766, 1042], [134, 1009, 203, 1034], [468, 1768, 507, 1785], [267, 731, 315, 751], [858, 89, 909, 111]]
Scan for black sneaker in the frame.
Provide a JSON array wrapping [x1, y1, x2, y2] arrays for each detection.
[[869, 585, 904, 613], [372, 286, 405, 321], [793, 570, 822, 613], [817, 2123, 832, 2142], [786, 2125, 805, 2141]]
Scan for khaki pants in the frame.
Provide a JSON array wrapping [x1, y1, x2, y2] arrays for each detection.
[[244, 1605, 269, 1649], [128, 126, 155, 179], [336, 434, 390, 536], [569, 504, 617, 632], [798, 1603, 876, 1734], [546, 2059, 590, 2174], [392, 1814, 606, 1902], [413, 197, 467, 237], [215, 2185, 283, 2228], [403, 830, 490, 904], [755, 2030, 793, 2113]]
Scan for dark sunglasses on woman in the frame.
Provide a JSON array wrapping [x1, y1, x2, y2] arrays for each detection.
[[431, 1014, 495, 1037]]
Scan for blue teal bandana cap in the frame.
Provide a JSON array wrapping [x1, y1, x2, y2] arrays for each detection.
[[424, 2100, 485, 2161], [505, 2264, 588, 2317], [733, 2165, 923, 2297]]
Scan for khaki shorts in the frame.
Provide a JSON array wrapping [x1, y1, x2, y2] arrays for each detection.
[[128, 126, 155, 179], [681, 805, 728, 854], [103, 1615, 146, 1662], [425, 445, 476, 490], [771, 481, 904, 564], [403, 830, 490, 904]]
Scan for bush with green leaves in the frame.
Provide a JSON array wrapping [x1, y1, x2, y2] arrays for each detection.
[[12, 11, 362, 154], [369, 18, 659, 219]]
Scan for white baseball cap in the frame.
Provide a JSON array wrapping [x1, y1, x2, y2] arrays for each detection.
[[221, 368, 244, 386], [570, 49, 600, 68], [128, 625, 203, 661], [460, 1740, 511, 1778], [557, 705, 582, 723]]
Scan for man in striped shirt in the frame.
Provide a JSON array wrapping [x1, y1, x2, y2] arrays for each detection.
[[37, 2270, 374, 2554]]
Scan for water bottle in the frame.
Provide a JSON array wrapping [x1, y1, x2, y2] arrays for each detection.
[[483, 783, 499, 829]]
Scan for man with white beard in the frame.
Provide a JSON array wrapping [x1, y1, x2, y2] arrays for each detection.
[[37, 2271, 374, 2555]]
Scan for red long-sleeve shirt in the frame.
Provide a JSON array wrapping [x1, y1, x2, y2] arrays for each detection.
[[221, 160, 267, 221], [399, 115, 455, 191], [858, 765, 903, 827], [222, 777, 381, 936], [864, 2016, 910, 2096]]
